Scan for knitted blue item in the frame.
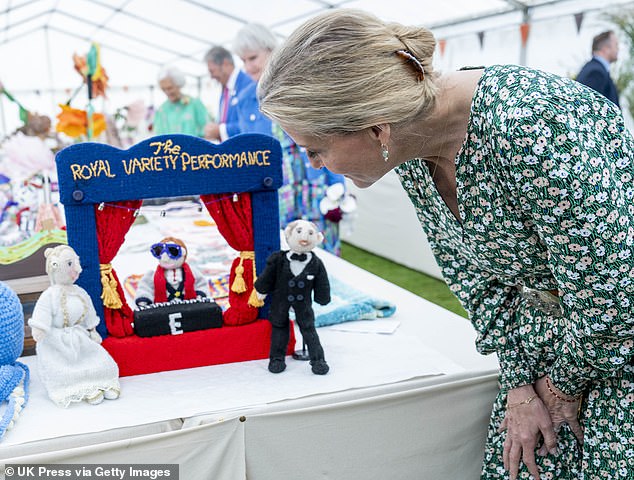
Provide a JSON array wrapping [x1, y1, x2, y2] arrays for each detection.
[[312, 276, 396, 328], [0, 281, 29, 440]]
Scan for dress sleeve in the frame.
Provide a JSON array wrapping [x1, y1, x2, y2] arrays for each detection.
[[507, 108, 634, 397], [192, 99, 210, 137], [79, 287, 101, 330], [135, 270, 156, 305], [28, 288, 54, 332], [434, 243, 535, 390], [189, 264, 209, 297], [152, 104, 167, 136]]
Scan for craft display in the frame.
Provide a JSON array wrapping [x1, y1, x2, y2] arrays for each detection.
[[254, 219, 331, 375], [28, 245, 121, 407], [0, 281, 29, 440], [55, 133, 295, 376]]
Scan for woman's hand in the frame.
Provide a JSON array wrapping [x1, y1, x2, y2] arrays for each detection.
[[500, 384, 558, 480], [534, 375, 584, 448]]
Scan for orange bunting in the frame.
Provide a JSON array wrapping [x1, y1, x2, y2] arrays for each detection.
[[73, 53, 109, 98], [438, 38, 447, 58], [55, 104, 106, 138], [520, 23, 530, 47]]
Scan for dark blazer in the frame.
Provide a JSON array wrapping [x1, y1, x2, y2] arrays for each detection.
[[224, 70, 254, 138], [576, 58, 620, 107], [254, 251, 330, 327]]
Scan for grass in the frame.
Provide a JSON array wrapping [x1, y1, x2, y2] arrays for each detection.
[[340, 242, 467, 318]]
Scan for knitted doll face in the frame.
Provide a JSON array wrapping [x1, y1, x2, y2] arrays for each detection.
[[45, 245, 82, 286], [285, 219, 323, 254], [151, 238, 187, 271]]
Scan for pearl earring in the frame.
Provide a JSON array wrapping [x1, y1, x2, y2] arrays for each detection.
[[381, 144, 389, 162]]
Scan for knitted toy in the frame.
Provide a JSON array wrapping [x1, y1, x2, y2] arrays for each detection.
[[134, 236, 208, 307], [0, 281, 29, 441], [29, 245, 121, 407], [254, 219, 331, 375]]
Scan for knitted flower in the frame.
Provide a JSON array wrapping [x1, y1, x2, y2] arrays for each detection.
[[319, 183, 357, 223], [55, 104, 106, 138], [0, 281, 29, 440]]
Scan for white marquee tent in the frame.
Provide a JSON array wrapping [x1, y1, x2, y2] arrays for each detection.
[[2, 0, 633, 276], [2, 0, 633, 133]]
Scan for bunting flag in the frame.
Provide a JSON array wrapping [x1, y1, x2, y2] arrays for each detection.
[[574, 12, 584, 34], [438, 38, 447, 58], [477, 31, 485, 50], [1, 88, 29, 123], [520, 22, 531, 47]]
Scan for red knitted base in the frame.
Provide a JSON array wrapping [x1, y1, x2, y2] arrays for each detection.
[[102, 319, 296, 377]]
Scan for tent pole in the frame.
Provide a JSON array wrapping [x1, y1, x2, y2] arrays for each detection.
[[520, 8, 529, 66], [44, 26, 57, 115]]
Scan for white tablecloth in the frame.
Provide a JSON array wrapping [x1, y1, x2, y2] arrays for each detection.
[[0, 214, 499, 479]]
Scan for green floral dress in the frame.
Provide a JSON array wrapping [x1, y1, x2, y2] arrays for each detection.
[[396, 65, 634, 479]]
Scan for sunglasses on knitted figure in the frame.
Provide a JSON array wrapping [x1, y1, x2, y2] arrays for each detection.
[[150, 243, 183, 260]]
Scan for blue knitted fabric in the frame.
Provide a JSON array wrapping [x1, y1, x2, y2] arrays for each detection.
[[0, 281, 29, 440], [312, 276, 396, 328]]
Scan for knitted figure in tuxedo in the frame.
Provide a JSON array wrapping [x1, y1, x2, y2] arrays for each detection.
[[254, 220, 331, 374], [135, 236, 209, 307]]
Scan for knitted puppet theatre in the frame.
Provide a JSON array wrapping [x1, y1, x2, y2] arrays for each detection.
[[0, 281, 29, 440], [54, 134, 294, 376]]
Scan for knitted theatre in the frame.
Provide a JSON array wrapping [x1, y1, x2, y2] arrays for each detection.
[[55, 134, 294, 376]]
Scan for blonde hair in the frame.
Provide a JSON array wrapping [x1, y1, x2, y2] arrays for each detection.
[[258, 9, 439, 137]]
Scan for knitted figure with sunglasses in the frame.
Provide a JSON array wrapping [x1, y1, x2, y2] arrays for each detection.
[[134, 237, 209, 307], [254, 219, 331, 375]]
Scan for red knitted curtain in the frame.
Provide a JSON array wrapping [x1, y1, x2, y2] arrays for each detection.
[[94, 199, 142, 337], [200, 193, 259, 325]]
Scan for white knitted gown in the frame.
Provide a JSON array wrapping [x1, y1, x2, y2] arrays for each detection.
[[29, 284, 120, 407]]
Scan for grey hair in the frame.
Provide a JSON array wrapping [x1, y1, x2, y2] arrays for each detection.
[[204, 45, 234, 66], [157, 66, 186, 87], [258, 9, 439, 137], [232, 23, 278, 58]]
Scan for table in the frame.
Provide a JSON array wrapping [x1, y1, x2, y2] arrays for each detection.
[[0, 236, 499, 480]]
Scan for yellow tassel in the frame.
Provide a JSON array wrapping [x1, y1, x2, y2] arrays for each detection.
[[248, 288, 264, 308], [231, 251, 255, 294], [99, 263, 123, 309], [232, 263, 247, 293]]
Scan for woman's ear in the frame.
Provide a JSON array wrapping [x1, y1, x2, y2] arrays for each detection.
[[369, 124, 391, 145]]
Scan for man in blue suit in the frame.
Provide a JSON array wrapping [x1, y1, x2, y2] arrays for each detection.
[[576, 30, 620, 108], [203, 46, 254, 141]]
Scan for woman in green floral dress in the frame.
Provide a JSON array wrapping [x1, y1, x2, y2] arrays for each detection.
[[257, 9, 634, 480]]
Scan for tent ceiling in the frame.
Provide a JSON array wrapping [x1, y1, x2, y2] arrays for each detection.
[[1, 0, 586, 92]]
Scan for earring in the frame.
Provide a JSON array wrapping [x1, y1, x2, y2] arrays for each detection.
[[381, 144, 389, 162]]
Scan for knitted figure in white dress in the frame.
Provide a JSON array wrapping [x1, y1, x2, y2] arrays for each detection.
[[29, 245, 121, 407]]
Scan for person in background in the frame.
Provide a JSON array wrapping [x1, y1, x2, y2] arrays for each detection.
[[258, 9, 634, 480], [203, 45, 253, 142], [153, 67, 210, 137], [576, 30, 620, 108], [233, 23, 345, 254]]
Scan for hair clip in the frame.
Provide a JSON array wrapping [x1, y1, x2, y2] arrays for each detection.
[[395, 49, 425, 81]]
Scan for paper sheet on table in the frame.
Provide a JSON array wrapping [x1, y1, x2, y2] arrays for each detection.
[[325, 318, 401, 334]]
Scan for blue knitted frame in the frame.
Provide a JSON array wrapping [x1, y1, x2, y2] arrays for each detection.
[[55, 134, 283, 337]]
